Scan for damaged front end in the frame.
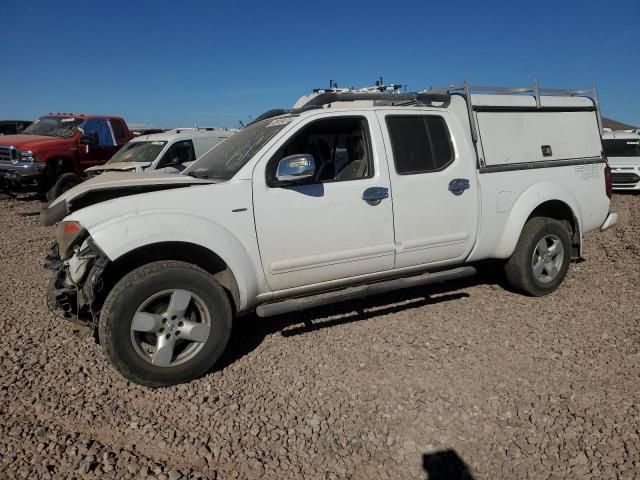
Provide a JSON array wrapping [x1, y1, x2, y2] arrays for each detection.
[[45, 236, 108, 338]]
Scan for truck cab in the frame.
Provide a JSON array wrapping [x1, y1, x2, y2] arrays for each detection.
[[0, 113, 132, 199], [84, 127, 237, 177]]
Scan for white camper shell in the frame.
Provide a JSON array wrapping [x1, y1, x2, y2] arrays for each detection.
[[43, 80, 617, 387], [85, 127, 237, 176], [602, 130, 640, 190]]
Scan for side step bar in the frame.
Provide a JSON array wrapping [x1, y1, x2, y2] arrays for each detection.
[[256, 266, 476, 318]]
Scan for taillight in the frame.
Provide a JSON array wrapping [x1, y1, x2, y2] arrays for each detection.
[[604, 164, 612, 199]]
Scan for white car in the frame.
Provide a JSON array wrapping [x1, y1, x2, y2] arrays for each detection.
[[602, 130, 640, 190], [42, 81, 617, 387], [84, 127, 237, 176]]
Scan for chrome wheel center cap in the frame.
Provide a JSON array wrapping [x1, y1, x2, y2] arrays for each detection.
[[166, 322, 177, 332]]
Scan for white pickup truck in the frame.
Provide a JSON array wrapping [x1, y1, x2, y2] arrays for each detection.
[[42, 82, 617, 387], [602, 129, 640, 190]]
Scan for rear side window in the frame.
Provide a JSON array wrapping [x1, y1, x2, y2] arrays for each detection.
[[110, 119, 127, 142], [386, 116, 454, 174]]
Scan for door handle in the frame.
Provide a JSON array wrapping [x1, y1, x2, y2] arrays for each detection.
[[448, 178, 470, 196], [362, 187, 389, 205]]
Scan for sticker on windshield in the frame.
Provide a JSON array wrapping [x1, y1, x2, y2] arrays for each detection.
[[152, 141, 164, 145], [61, 118, 77, 122], [267, 117, 293, 127]]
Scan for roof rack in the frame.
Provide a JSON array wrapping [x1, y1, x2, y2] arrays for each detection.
[[426, 76, 603, 141]]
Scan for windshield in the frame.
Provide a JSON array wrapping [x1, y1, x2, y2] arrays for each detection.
[[603, 138, 640, 158], [23, 116, 84, 138], [185, 116, 293, 180], [109, 141, 167, 163]]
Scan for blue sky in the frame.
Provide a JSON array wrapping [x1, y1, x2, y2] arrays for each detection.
[[1, 0, 638, 128]]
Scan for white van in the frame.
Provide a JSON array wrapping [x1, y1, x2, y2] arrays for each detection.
[[602, 130, 640, 190], [85, 127, 237, 176]]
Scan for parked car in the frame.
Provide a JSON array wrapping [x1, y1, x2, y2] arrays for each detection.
[[85, 128, 237, 177], [42, 82, 616, 387], [0, 120, 32, 136], [602, 130, 640, 190], [0, 113, 132, 200]]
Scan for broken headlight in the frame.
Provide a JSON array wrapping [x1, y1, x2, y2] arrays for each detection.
[[56, 221, 88, 259]]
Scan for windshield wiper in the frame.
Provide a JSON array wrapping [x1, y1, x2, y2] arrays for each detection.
[[186, 171, 211, 179]]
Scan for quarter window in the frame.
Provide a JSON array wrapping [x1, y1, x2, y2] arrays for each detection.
[[386, 116, 454, 174], [110, 119, 127, 142]]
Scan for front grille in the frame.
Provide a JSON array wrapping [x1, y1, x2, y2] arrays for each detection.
[[612, 172, 640, 185], [0, 146, 17, 164]]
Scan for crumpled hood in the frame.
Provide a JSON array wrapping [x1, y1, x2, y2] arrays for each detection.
[[41, 171, 214, 226], [0, 134, 71, 150], [85, 161, 151, 173]]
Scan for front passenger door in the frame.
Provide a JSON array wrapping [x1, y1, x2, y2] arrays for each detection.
[[253, 113, 396, 292]]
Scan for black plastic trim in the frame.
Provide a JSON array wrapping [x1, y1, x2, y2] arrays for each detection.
[[479, 157, 605, 174], [473, 106, 597, 113]]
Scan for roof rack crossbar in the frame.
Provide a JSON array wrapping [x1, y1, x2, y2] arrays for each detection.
[[301, 91, 450, 108]]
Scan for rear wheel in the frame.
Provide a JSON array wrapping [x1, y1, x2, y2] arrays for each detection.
[[504, 217, 571, 296], [46, 172, 83, 201], [99, 261, 232, 387]]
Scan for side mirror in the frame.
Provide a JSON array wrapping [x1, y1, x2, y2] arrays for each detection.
[[80, 132, 98, 145], [276, 154, 316, 182]]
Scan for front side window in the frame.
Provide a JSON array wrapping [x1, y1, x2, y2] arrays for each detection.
[[603, 138, 640, 157], [386, 116, 454, 174], [157, 140, 196, 168], [268, 117, 372, 186], [81, 118, 115, 147]]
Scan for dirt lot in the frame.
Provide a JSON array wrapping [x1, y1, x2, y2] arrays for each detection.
[[0, 194, 638, 480]]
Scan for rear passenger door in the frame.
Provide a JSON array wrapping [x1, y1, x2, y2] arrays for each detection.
[[378, 111, 479, 269]]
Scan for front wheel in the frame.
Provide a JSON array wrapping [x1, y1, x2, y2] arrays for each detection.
[[98, 261, 232, 387], [46, 172, 83, 201], [504, 217, 571, 296]]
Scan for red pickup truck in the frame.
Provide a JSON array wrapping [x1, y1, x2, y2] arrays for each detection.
[[0, 113, 132, 200]]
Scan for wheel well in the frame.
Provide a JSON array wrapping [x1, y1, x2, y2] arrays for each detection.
[[45, 157, 76, 181], [97, 242, 240, 313], [527, 200, 581, 258]]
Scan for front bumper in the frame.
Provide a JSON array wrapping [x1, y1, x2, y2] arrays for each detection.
[[0, 160, 46, 190], [45, 241, 108, 337], [600, 212, 618, 231]]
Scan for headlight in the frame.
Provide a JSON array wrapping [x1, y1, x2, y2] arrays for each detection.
[[56, 221, 87, 259], [19, 150, 37, 162]]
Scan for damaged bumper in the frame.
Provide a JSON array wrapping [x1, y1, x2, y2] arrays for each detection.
[[45, 240, 108, 337]]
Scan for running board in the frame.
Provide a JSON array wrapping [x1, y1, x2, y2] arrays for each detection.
[[255, 266, 476, 318]]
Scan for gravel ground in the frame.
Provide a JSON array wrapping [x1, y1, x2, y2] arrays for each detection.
[[0, 194, 638, 480]]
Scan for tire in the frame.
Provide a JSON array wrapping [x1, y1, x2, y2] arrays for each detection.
[[504, 217, 571, 297], [98, 261, 232, 387], [46, 173, 83, 202]]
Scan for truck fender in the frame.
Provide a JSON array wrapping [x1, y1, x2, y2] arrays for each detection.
[[494, 181, 583, 259], [85, 211, 264, 311]]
